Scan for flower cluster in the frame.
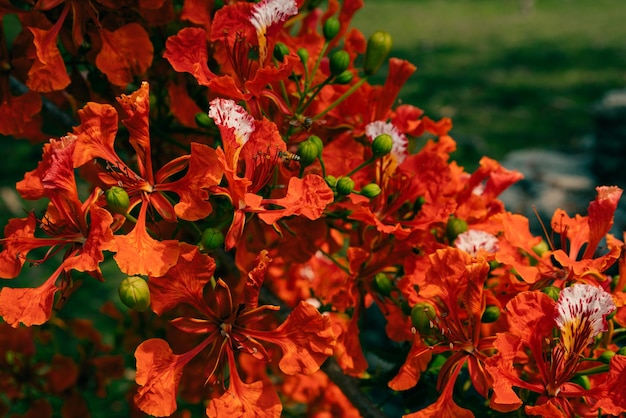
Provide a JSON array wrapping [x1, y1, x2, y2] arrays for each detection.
[[1, 0, 626, 417]]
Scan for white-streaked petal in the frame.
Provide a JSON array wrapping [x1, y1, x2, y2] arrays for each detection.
[[249, 0, 298, 35], [454, 229, 499, 257], [208, 98, 255, 146], [365, 121, 408, 164], [555, 284, 615, 353]]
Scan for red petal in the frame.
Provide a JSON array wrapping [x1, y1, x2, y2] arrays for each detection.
[[0, 267, 59, 327], [164, 27, 216, 86], [96, 24, 153, 87], [0, 92, 42, 136], [27, 26, 71, 92]]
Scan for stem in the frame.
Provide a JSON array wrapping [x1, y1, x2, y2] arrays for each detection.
[[345, 157, 376, 177], [318, 248, 350, 275]]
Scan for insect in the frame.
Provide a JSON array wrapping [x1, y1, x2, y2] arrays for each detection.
[[277, 150, 301, 162], [289, 114, 327, 131]]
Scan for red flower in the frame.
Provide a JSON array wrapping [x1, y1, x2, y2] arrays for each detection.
[[134, 247, 335, 417]]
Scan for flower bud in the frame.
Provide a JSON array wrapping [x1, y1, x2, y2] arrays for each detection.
[[308, 135, 324, 155], [532, 240, 550, 257], [333, 70, 353, 85], [445, 216, 468, 243], [371, 133, 393, 157], [105, 186, 130, 214], [323, 16, 340, 41], [336, 176, 355, 196], [542, 286, 561, 301], [274, 42, 289, 62], [325, 175, 337, 188], [571, 375, 591, 391], [372, 273, 393, 296], [118, 276, 150, 312], [329, 50, 350, 76], [364, 30, 392, 76], [481, 305, 501, 323], [201, 228, 224, 251], [411, 302, 436, 335], [195, 112, 213, 128], [297, 48, 309, 65], [360, 183, 381, 198], [617, 347, 626, 356], [598, 350, 616, 364], [297, 139, 319, 166]]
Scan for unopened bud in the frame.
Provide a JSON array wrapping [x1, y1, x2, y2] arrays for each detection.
[[297, 48, 309, 65], [542, 286, 561, 301], [410, 302, 436, 335], [336, 176, 355, 196], [308, 135, 324, 155], [446, 216, 468, 243], [325, 175, 337, 188], [532, 240, 550, 257], [201, 228, 224, 251], [360, 183, 381, 198], [105, 186, 130, 214], [364, 30, 392, 76], [571, 375, 591, 391], [481, 305, 501, 323], [195, 112, 213, 128], [333, 70, 353, 85], [598, 350, 616, 364], [371, 133, 393, 157], [297, 139, 319, 166], [329, 50, 350, 76], [274, 42, 289, 62], [372, 273, 393, 296], [323, 16, 340, 41], [118, 276, 150, 312]]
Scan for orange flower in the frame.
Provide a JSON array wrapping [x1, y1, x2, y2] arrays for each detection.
[[134, 248, 335, 417]]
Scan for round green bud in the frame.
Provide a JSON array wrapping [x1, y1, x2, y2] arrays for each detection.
[[371, 133, 394, 157], [333, 70, 353, 85], [297, 139, 319, 166], [617, 347, 626, 356], [372, 273, 393, 296], [195, 112, 213, 128], [273, 42, 290, 62], [336, 176, 355, 196], [297, 48, 309, 65], [308, 135, 324, 155], [118, 276, 150, 312], [446, 216, 468, 243], [542, 286, 561, 301], [325, 175, 337, 188], [571, 375, 591, 391], [410, 302, 436, 335], [323, 16, 340, 41], [598, 350, 616, 364], [364, 30, 392, 76], [201, 228, 224, 251], [532, 240, 550, 257], [360, 183, 381, 198], [105, 186, 130, 214], [481, 305, 501, 323], [329, 50, 350, 76]]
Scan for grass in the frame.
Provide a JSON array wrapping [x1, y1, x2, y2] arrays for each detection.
[[352, 0, 626, 168]]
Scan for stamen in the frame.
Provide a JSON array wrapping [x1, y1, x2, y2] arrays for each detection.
[[365, 121, 408, 164]]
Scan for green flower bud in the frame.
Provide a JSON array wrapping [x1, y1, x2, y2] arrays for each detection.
[[274, 42, 289, 62], [333, 70, 353, 85], [201, 228, 224, 251], [308, 135, 324, 155], [297, 48, 309, 65], [118, 276, 150, 312], [542, 286, 561, 301], [598, 350, 616, 364], [571, 375, 591, 391], [336, 176, 355, 196], [360, 183, 381, 198], [532, 240, 550, 257], [323, 16, 340, 41], [410, 302, 436, 335], [481, 305, 501, 323], [105, 186, 130, 214], [325, 175, 337, 188], [617, 347, 626, 356], [445, 216, 468, 243], [371, 133, 394, 157], [195, 112, 213, 129], [329, 50, 350, 76], [372, 273, 393, 296], [297, 139, 319, 166], [364, 30, 392, 76]]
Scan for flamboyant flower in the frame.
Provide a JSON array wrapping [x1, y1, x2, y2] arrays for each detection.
[[454, 229, 499, 258], [134, 247, 335, 417], [208, 98, 333, 249], [486, 284, 621, 416], [0, 135, 115, 327]]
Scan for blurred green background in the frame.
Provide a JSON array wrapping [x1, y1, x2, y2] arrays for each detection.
[[353, 0, 626, 168]]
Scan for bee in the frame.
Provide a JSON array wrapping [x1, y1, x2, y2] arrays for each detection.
[[277, 150, 301, 162], [289, 114, 327, 131]]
